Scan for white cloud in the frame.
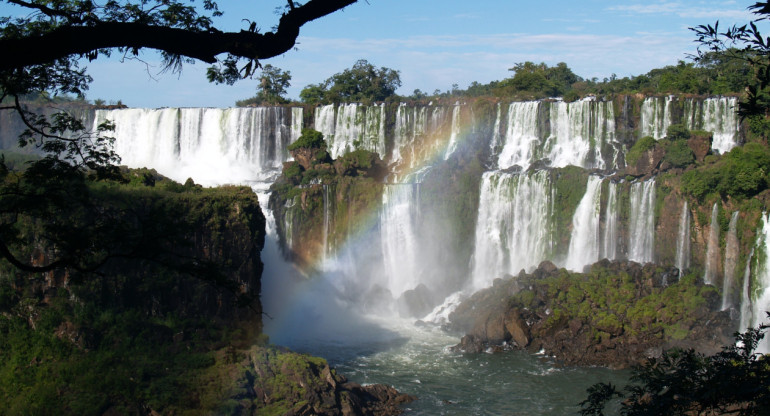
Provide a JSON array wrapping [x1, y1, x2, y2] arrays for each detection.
[[608, 2, 753, 20]]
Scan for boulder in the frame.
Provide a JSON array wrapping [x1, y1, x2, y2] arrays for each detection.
[[626, 146, 665, 176]]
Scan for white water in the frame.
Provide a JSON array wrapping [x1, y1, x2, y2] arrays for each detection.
[[678, 96, 739, 153], [95, 107, 300, 186], [675, 201, 691, 273], [627, 179, 656, 263], [496, 101, 541, 170], [640, 96, 673, 139], [722, 211, 740, 310], [704, 203, 720, 286], [565, 176, 603, 271], [380, 184, 422, 297], [494, 99, 617, 170], [602, 181, 618, 261], [471, 171, 553, 291], [443, 104, 462, 160], [740, 249, 755, 333], [746, 213, 770, 353]]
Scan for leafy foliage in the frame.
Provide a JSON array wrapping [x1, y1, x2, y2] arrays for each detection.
[[626, 136, 657, 166], [300, 59, 401, 104], [287, 128, 326, 151], [682, 142, 770, 200], [580, 318, 770, 416], [235, 64, 292, 106]]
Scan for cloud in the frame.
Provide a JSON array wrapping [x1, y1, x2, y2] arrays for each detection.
[[608, 2, 753, 20]]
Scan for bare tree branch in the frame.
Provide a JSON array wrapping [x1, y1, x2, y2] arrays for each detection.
[[0, 0, 357, 71]]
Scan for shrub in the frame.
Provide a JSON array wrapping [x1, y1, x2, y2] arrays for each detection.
[[288, 129, 326, 151], [663, 139, 695, 167], [626, 136, 657, 165]]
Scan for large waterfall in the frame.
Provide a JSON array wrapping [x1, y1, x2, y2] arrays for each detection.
[[493, 99, 618, 170], [471, 170, 553, 291], [75, 97, 770, 413], [602, 181, 619, 261], [704, 203, 721, 285], [745, 214, 770, 353], [627, 179, 656, 263], [94, 107, 301, 186], [722, 211, 740, 310], [380, 183, 422, 297], [565, 176, 603, 271], [675, 201, 691, 272]]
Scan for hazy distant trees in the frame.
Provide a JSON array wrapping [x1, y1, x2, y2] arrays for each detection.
[[300, 59, 401, 104]]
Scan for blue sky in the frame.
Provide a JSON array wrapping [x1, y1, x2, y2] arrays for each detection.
[[4, 0, 760, 107]]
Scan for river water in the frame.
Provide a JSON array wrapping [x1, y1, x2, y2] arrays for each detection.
[[266, 312, 628, 415]]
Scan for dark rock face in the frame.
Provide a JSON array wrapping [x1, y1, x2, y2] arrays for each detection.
[[449, 260, 736, 369]]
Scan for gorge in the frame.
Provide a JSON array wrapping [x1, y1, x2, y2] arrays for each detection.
[[65, 94, 770, 413]]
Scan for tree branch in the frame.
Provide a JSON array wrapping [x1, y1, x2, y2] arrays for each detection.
[[0, 0, 357, 71]]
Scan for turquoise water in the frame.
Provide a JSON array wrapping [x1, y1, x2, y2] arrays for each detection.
[[270, 318, 629, 415]]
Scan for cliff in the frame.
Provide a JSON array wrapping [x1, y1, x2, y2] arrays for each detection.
[[0, 168, 410, 415]]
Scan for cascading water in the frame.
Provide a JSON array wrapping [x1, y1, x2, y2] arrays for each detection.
[[471, 170, 553, 291], [443, 104, 462, 160], [322, 184, 330, 267], [702, 97, 740, 154], [745, 213, 770, 353], [496, 101, 541, 170], [740, 249, 755, 333], [627, 179, 656, 263], [565, 176, 602, 271], [722, 211, 740, 310], [602, 181, 618, 261], [380, 183, 422, 298], [704, 203, 720, 286], [640, 96, 673, 139], [675, 201, 691, 272], [95, 106, 299, 185]]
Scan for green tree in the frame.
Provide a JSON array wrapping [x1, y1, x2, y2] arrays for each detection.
[[236, 64, 292, 106], [692, 1, 770, 118], [580, 320, 770, 416], [0, 0, 356, 273], [300, 59, 401, 104]]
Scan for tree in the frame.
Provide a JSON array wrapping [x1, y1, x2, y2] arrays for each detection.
[[579, 320, 770, 416], [236, 64, 292, 105], [691, 1, 770, 118], [0, 0, 356, 273], [299, 59, 401, 104]]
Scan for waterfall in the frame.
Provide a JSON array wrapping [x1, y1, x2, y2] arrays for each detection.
[[489, 103, 503, 153], [628, 179, 656, 263], [704, 203, 720, 285], [640, 96, 673, 139], [95, 107, 298, 186], [602, 181, 618, 260], [740, 248, 755, 333], [443, 104, 462, 160], [722, 211, 740, 310], [747, 213, 770, 353], [565, 176, 602, 271], [545, 100, 592, 169], [322, 184, 330, 267], [675, 201, 691, 272], [380, 183, 422, 297], [703, 97, 740, 154], [496, 101, 541, 170], [471, 171, 553, 291]]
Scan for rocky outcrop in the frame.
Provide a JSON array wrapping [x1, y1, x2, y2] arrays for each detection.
[[209, 346, 415, 416], [688, 132, 713, 162], [625, 146, 665, 176], [449, 260, 735, 369]]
